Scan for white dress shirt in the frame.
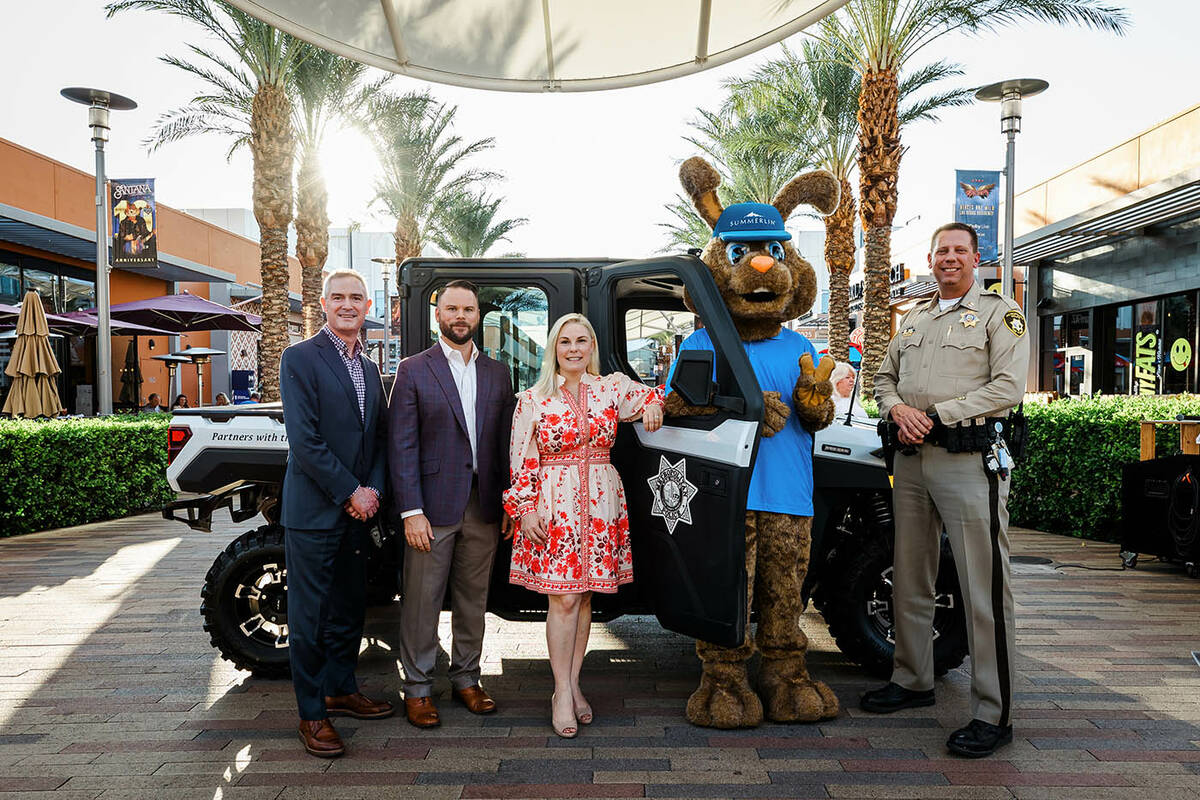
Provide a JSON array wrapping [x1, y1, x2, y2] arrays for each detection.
[[401, 337, 480, 520]]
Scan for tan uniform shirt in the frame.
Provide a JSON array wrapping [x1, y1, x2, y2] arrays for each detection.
[[875, 280, 1030, 425]]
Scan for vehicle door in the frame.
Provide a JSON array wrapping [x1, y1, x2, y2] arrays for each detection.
[[588, 255, 762, 647]]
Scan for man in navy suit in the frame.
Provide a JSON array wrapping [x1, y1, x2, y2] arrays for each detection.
[[389, 280, 516, 728], [280, 270, 394, 758]]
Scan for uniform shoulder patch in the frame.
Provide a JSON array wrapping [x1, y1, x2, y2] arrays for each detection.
[[1003, 310, 1026, 337]]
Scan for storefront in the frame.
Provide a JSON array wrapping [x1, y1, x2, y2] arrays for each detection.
[[0, 137, 303, 410]]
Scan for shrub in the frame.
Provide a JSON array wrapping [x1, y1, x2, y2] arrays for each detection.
[[0, 414, 174, 537], [1011, 394, 1200, 541]]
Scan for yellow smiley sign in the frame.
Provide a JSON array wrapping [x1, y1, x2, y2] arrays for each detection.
[[1170, 338, 1192, 372]]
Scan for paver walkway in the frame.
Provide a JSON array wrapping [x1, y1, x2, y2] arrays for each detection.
[[1, 512, 1198, 799]]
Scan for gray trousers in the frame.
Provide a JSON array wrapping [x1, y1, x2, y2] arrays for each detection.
[[891, 445, 1016, 727], [399, 485, 499, 698]]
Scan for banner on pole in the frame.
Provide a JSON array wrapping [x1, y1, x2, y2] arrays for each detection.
[[109, 178, 158, 266], [954, 169, 1000, 262]]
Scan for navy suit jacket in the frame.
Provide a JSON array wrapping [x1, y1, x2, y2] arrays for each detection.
[[388, 343, 516, 527], [279, 332, 388, 531]]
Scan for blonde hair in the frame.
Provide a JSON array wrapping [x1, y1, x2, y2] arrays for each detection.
[[532, 313, 601, 399]]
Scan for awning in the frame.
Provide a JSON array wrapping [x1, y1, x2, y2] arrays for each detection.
[[988, 167, 1200, 266], [223, 0, 848, 92], [0, 202, 235, 284]]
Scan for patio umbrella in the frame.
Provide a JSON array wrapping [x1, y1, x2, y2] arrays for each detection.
[[2, 292, 62, 418], [0, 306, 174, 337], [90, 292, 262, 334], [222, 0, 847, 92], [118, 339, 143, 406]]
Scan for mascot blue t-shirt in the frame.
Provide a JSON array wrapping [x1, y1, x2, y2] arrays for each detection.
[[667, 326, 816, 516]]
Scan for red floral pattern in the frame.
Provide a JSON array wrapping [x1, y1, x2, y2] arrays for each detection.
[[503, 372, 664, 594]]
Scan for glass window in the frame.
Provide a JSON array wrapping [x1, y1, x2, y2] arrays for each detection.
[[623, 308, 696, 386], [0, 261, 19, 306], [1048, 314, 1064, 349], [21, 268, 56, 313], [429, 285, 549, 393], [1068, 310, 1090, 348], [60, 276, 94, 313], [1113, 305, 1132, 394], [1134, 300, 1160, 395], [1162, 293, 1196, 395]]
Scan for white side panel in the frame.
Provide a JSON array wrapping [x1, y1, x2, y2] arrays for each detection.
[[632, 419, 757, 468]]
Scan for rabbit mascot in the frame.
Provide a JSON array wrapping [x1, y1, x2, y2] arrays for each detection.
[[666, 156, 841, 728]]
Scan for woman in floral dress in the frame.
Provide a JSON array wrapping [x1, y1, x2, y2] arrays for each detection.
[[503, 313, 664, 737]]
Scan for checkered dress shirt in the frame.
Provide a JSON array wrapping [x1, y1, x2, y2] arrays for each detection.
[[322, 326, 365, 422]]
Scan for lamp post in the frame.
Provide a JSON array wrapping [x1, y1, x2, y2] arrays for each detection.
[[370, 257, 396, 374], [975, 78, 1049, 305], [61, 87, 137, 416]]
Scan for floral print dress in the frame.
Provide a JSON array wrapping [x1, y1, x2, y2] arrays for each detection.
[[503, 371, 664, 594]]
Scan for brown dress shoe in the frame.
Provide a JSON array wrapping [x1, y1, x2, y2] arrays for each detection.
[[325, 692, 395, 720], [298, 718, 345, 758], [453, 684, 498, 714], [404, 696, 441, 728]]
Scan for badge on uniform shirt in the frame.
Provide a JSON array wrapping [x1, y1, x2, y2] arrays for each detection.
[[959, 311, 979, 328], [1003, 310, 1027, 337], [901, 326, 916, 338]]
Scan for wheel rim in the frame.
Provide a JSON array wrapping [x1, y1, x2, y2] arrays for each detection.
[[867, 566, 956, 645], [231, 561, 289, 649]]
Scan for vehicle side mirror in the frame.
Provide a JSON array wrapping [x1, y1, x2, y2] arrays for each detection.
[[670, 350, 715, 406]]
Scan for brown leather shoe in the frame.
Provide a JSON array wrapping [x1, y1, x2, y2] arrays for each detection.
[[298, 718, 345, 758], [453, 684, 498, 714], [324, 692, 395, 720], [404, 696, 441, 728]]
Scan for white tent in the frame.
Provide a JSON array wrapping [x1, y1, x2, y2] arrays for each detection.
[[224, 0, 848, 92]]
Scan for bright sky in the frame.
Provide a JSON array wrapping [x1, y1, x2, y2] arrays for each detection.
[[3, 0, 1197, 268]]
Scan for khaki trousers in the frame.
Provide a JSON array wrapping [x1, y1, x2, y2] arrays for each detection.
[[399, 484, 499, 697], [891, 445, 1015, 727]]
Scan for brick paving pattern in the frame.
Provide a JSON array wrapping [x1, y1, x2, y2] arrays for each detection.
[[0, 512, 1198, 799]]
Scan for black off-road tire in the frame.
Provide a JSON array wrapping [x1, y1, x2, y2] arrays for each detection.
[[817, 533, 968, 680], [201, 524, 291, 678]]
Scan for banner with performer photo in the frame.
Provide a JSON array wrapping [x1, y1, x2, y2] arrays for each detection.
[[109, 178, 158, 266], [954, 169, 1000, 262]]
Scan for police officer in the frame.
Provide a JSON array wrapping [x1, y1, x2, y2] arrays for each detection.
[[861, 222, 1029, 758]]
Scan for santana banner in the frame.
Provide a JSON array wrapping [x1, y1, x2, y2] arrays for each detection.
[[109, 178, 158, 266], [954, 169, 1000, 262]]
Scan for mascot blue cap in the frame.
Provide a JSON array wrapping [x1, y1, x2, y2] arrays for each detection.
[[711, 202, 791, 242]]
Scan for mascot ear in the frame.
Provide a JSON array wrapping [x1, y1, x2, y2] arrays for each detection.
[[679, 156, 724, 230], [772, 169, 841, 220]]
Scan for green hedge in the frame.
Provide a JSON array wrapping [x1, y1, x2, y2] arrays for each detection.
[[1011, 394, 1200, 541], [0, 414, 174, 537]]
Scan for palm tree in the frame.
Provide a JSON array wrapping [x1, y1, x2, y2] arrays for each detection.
[[726, 40, 972, 363], [814, 0, 1129, 394], [290, 48, 391, 337], [364, 92, 499, 267], [106, 0, 307, 401], [430, 190, 528, 258]]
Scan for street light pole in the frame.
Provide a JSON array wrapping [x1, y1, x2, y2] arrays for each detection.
[[370, 257, 397, 375], [61, 87, 137, 415], [975, 79, 1048, 306]]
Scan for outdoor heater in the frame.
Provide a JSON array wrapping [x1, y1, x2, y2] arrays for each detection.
[[60, 87, 137, 417], [975, 78, 1049, 306], [172, 347, 225, 408], [371, 256, 397, 375], [152, 354, 191, 402]]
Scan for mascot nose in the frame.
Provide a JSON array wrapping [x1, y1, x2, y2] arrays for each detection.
[[750, 254, 774, 273]]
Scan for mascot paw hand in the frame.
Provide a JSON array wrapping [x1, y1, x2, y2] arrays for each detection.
[[762, 391, 790, 437], [794, 353, 834, 408]]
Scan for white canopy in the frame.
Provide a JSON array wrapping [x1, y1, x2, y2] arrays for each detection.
[[224, 0, 848, 92]]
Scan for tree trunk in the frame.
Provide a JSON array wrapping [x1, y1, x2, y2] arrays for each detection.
[[251, 84, 295, 403], [824, 176, 856, 363], [857, 68, 902, 397], [295, 145, 329, 340]]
